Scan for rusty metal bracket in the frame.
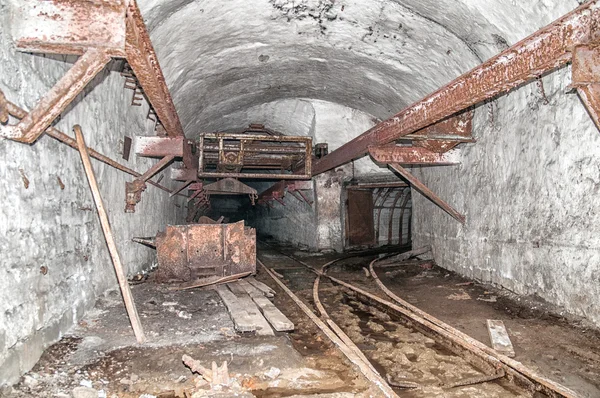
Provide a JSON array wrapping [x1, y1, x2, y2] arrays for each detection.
[[369, 145, 460, 165], [0, 49, 111, 144], [388, 163, 465, 224], [125, 155, 174, 212], [571, 45, 600, 130]]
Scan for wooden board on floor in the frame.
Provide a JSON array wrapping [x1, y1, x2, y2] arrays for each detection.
[[248, 277, 275, 298], [225, 283, 274, 336], [215, 285, 256, 333], [237, 280, 294, 332], [487, 320, 515, 357]]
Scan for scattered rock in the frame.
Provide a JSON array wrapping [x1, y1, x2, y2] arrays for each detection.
[[79, 379, 93, 388], [71, 386, 98, 398], [263, 366, 281, 380]]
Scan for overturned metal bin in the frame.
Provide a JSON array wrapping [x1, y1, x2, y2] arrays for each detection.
[[137, 221, 256, 284]]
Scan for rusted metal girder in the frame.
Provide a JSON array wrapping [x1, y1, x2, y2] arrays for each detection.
[[4, 0, 182, 146], [0, 49, 111, 144], [369, 145, 460, 165], [2, 93, 175, 194], [571, 45, 600, 129], [124, 0, 184, 137], [11, 0, 128, 56], [313, 1, 600, 175], [388, 163, 465, 224]]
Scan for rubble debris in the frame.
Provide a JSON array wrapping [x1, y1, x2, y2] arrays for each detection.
[[71, 386, 97, 398], [182, 355, 230, 387], [487, 320, 515, 358]]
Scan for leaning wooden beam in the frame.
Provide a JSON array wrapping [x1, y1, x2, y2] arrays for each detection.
[[313, 1, 600, 175], [125, 0, 184, 137], [389, 163, 465, 224], [2, 96, 175, 195], [258, 259, 399, 398], [74, 125, 146, 343], [0, 49, 111, 144]]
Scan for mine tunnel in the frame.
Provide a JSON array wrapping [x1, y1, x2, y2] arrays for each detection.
[[2, 1, 600, 397]]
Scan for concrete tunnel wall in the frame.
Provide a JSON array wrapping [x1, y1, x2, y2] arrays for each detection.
[[1, 0, 599, 386], [0, 1, 185, 385], [138, 0, 599, 327]]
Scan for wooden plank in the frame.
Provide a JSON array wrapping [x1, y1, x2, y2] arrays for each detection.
[[487, 320, 515, 358], [225, 283, 274, 336], [215, 285, 256, 333], [248, 277, 275, 298], [238, 280, 294, 332], [74, 125, 145, 343]]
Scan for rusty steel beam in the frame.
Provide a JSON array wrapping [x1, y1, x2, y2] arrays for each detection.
[[313, 1, 600, 175], [571, 45, 600, 129], [0, 49, 111, 144], [135, 136, 185, 157], [389, 163, 465, 224], [196, 171, 311, 180], [369, 145, 460, 165], [347, 182, 408, 190], [12, 0, 127, 57], [2, 94, 175, 194], [125, 0, 184, 137]]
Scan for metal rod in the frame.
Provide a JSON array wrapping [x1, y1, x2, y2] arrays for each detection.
[[389, 163, 465, 224], [140, 155, 174, 182], [3, 96, 176, 195], [74, 125, 146, 343]]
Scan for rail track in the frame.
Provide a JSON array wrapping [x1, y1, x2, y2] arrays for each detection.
[[257, 244, 579, 398]]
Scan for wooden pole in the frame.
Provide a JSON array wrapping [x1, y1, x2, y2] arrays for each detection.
[[74, 125, 146, 343]]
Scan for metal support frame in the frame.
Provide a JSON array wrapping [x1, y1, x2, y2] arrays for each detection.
[[313, 1, 600, 175], [389, 163, 465, 224], [0, 49, 111, 143], [125, 155, 174, 212], [124, 0, 184, 137], [2, 0, 184, 214], [2, 93, 175, 194], [198, 133, 313, 180]]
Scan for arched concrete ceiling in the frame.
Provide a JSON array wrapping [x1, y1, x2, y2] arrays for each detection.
[[138, 0, 580, 138]]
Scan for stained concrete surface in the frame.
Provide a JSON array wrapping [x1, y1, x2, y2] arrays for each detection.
[[3, 280, 370, 398]]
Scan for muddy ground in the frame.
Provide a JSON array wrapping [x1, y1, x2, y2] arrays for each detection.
[[259, 243, 600, 398], [4, 242, 600, 398]]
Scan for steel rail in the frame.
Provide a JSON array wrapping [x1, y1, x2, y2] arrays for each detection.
[[264, 247, 578, 398]]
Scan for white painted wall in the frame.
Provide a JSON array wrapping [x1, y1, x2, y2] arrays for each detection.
[[0, 2, 184, 385], [412, 67, 600, 327]]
